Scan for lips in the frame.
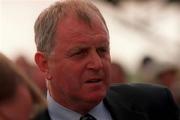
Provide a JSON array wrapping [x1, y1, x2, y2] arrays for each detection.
[[85, 78, 102, 83]]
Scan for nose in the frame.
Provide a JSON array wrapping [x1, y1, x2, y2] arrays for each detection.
[[87, 50, 103, 70]]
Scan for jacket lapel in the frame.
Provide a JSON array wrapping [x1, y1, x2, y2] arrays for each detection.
[[104, 89, 149, 120], [34, 109, 51, 120]]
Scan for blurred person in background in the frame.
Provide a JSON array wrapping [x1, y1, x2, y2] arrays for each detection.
[[111, 62, 128, 84], [34, 0, 179, 120], [155, 65, 178, 87], [155, 65, 180, 108], [136, 56, 157, 82], [0, 53, 46, 120], [138, 56, 180, 109], [15, 55, 47, 93]]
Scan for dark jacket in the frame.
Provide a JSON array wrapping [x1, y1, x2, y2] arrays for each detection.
[[34, 83, 179, 120]]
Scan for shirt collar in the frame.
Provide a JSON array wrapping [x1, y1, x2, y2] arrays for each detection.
[[47, 92, 112, 120], [47, 92, 81, 120]]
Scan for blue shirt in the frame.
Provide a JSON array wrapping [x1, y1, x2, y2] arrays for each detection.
[[47, 92, 112, 120]]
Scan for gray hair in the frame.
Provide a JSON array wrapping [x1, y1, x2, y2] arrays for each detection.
[[34, 0, 108, 55]]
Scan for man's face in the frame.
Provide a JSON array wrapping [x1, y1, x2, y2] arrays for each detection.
[[47, 14, 111, 110]]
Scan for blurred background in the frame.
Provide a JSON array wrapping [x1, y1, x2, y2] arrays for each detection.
[[1, 0, 180, 106]]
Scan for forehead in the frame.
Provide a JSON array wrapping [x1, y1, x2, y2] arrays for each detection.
[[54, 12, 109, 42]]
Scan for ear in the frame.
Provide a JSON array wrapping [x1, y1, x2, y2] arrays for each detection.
[[34, 52, 48, 73], [34, 52, 52, 80]]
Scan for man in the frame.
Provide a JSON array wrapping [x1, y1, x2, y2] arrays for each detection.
[[34, 0, 179, 120]]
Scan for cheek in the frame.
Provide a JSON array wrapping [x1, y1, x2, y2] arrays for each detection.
[[51, 63, 83, 88]]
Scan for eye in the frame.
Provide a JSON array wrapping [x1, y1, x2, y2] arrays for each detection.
[[69, 48, 88, 58], [97, 46, 109, 57], [74, 50, 86, 56]]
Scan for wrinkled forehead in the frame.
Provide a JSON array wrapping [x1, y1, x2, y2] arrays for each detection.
[[52, 0, 107, 30], [59, 8, 105, 28], [55, 12, 109, 40]]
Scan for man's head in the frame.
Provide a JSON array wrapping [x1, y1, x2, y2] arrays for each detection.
[[34, 0, 108, 54], [34, 0, 111, 114]]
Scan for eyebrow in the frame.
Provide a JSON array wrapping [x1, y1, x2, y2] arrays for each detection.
[[65, 45, 87, 55]]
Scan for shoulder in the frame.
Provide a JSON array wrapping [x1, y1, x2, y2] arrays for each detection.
[[108, 83, 174, 105], [109, 83, 170, 97], [106, 83, 179, 119]]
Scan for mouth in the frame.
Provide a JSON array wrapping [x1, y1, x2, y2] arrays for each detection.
[[85, 79, 102, 83]]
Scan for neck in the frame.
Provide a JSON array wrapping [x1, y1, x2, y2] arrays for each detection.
[[48, 88, 99, 115]]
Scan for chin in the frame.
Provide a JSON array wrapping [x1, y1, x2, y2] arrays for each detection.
[[86, 91, 107, 103]]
